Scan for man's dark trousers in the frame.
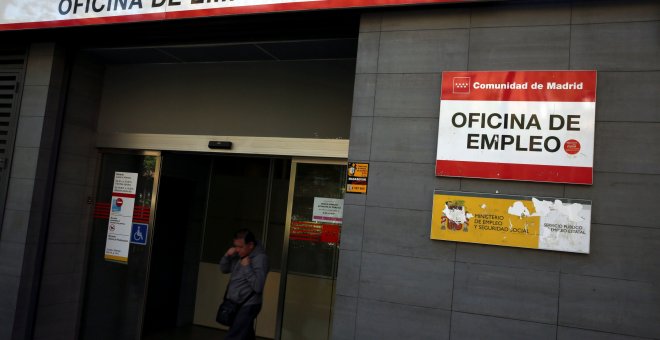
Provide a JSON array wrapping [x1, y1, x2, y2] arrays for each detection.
[[225, 304, 262, 340]]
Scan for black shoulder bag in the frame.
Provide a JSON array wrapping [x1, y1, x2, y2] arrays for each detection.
[[216, 283, 255, 327]]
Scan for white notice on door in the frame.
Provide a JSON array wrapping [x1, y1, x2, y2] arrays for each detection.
[[312, 197, 344, 224], [104, 172, 138, 264]]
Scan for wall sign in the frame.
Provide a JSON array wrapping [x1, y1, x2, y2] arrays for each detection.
[[0, 0, 479, 31], [104, 171, 138, 263], [347, 162, 369, 194], [431, 190, 591, 254], [436, 71, 597, 185]]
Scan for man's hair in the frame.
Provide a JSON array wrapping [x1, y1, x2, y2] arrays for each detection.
[[234, 229, 256, 245]]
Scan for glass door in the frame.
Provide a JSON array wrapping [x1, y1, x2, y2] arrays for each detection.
[[80, 151, 161, 340], [191, 156, 290, 339], [278, 158, 347, 340]]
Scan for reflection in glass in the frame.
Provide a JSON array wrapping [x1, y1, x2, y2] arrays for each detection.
[[282, 162, 346, 340], [81, 154, 158, 340]]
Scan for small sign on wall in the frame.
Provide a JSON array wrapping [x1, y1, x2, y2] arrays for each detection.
[[347, 162, 369, 194], [430, 190, 591, 254]]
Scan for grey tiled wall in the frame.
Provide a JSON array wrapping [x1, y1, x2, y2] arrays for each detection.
[[0, 46, 103, 340], [335, 1, 660, 339], [31, 54, 103, 340], [0, 43, 67, 340]]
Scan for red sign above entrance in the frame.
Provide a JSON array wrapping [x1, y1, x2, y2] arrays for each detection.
[[0, 0, 473, 31]]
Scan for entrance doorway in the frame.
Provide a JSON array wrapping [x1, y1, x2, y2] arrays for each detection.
[[80, 152, 346, 339]]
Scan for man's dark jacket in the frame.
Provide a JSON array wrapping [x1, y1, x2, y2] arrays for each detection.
[[220, 243, 269, 306]]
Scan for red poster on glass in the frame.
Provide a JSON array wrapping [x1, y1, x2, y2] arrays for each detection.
[[320, 224, 340, 244]]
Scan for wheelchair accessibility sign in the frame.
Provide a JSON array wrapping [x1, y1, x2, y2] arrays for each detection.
[[131, 223, 148, 245]]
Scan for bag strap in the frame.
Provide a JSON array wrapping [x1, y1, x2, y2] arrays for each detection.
[[222, 281, 230, 300]]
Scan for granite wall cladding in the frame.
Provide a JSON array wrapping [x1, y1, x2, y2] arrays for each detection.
[[335, 1, 660, 339]]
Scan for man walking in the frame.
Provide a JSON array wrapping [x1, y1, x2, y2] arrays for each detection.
[[220, 229, 269, 340]]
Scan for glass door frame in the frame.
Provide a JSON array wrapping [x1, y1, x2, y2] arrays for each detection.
[[274, 157, 346, 340], [133, 150, 162, 339], [86, 148, 163, 340]]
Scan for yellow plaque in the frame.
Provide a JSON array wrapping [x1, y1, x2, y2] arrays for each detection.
[[431, 190, 592, 253]]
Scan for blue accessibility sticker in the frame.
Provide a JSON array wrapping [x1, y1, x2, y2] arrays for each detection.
[[131, 223, 148, 245]]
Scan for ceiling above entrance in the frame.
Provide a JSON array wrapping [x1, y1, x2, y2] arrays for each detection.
[[86, 38, 357, 64]]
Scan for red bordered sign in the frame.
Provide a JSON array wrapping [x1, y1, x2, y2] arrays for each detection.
[[0, 0, 474, 31], [436, 71, 597, 185]]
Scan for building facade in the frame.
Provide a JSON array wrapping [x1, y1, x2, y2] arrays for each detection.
[[0, 0, 659, 339]]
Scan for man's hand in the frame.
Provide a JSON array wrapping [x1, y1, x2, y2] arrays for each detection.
[[225, 247, 237, 257], [241, 256, 251, 266]]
